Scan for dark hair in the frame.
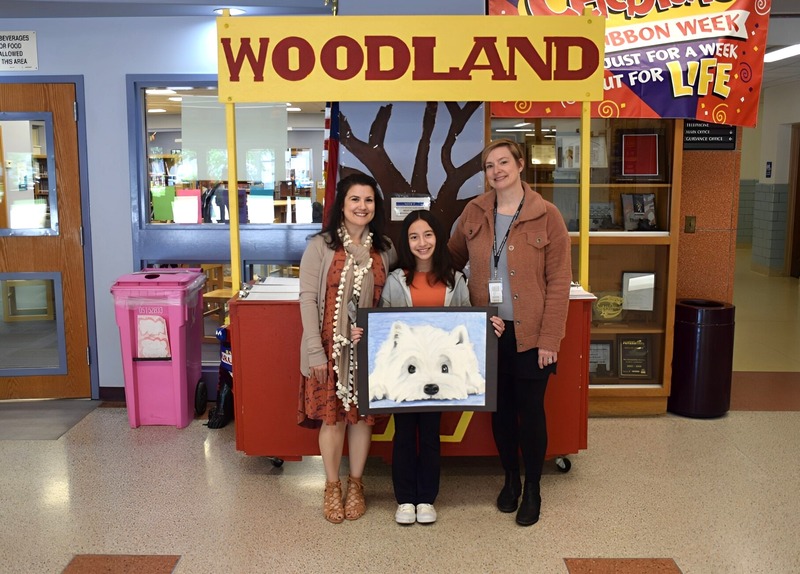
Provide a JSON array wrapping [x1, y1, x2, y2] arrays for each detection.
[[319, 173, 390, 251], [395, 209, 456, 289]]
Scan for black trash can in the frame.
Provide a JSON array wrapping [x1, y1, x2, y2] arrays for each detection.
[[668, 299, 735, 418]]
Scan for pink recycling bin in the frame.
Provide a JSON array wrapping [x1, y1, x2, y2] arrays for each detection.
[[111, 269, 206, 428]]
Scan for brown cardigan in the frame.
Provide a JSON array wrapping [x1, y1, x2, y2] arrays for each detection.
[[448, 182, 572, 353], [298, 232, 396, 375]]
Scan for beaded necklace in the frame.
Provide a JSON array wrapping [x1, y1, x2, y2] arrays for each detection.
[[331, 224, 373, 409]]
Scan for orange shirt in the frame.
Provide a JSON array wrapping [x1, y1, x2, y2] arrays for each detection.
[[409, 271, 446, 307]]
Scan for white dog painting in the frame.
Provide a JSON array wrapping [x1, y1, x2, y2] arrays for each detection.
[[369, 321, 485, 403]]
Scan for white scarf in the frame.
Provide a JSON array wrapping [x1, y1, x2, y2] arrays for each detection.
[[331, 224, 374, 410]]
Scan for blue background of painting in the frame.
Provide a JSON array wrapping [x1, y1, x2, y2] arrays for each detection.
[[365, 310, 488, 409]]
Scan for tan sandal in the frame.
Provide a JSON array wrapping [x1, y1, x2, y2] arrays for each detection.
[[323, 480, 344, 524], [344, 475, 366, 520]]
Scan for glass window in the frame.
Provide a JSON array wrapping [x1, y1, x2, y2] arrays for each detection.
[[0, 113, 58, 236], [142, 84, 326, 225], [0, 273, 66, 375]]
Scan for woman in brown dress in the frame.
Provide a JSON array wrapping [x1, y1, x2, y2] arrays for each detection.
[[298, 173, 396, 523]]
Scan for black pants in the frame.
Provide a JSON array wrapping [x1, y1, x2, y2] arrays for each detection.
[[491, 321, 554, 485], [392, 411, 442, 505]]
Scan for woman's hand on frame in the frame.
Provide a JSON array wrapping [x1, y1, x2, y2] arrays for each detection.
[[490, 316, 505, 338]]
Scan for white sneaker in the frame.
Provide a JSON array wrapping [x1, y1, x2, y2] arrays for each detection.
[[395, 503, 416, 524], [416, 503, 437, 524]]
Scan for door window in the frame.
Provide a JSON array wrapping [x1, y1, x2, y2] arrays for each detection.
[[0, 273, 67, 375], [0, 113, 58, 235]]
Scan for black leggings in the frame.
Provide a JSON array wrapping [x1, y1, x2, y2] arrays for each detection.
[[491, 321, 554, 484]]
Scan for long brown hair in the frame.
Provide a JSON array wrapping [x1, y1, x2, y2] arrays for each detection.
[[394, 209, 456, 289]]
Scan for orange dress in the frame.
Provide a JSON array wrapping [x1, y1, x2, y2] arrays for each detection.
[[297, 247, 387, 428]]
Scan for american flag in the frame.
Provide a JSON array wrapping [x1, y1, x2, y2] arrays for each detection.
[[322, 102, 340, 226]]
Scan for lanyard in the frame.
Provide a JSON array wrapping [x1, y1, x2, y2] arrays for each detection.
[[492, 194, 525, 278]]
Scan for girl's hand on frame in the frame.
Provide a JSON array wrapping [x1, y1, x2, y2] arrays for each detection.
[[351, 326, 364, 344], [490, 316, 505, 338]]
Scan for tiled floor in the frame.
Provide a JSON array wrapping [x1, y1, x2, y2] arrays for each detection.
[[733, 247, 800, 372], [2, 407, 798, 573], [1, 247, 798, 574]]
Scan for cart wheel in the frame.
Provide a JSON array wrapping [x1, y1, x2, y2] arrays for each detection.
[[270, 457, 284, 468], [194, 380, 208, 416], [555, 457, 572, 473]]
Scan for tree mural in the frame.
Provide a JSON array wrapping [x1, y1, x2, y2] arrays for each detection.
[[339, 101, 484, 236]]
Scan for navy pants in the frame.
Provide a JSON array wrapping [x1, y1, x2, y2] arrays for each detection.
[[392, 411, 442, 505]]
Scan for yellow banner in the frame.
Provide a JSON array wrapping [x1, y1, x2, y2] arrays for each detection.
[[217, 15, 605, 103]]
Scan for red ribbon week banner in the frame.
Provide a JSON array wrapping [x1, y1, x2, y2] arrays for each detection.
[[490, 0, 771, 127]]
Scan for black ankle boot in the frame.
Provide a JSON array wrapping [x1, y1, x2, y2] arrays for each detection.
[[516, 482, 541, 526], [496, 470, 521, 513]]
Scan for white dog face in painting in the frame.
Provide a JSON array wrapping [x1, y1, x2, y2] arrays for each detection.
[[369, 321, 485, 402]]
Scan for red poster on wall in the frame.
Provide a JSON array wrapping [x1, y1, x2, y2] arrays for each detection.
[[490, 0, 772, 128], [622, 134, 659, 177]]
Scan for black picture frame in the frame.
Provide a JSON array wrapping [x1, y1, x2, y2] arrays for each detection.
[[589, 340, 614, 377], [356, 306, 498, 414], [617, 334, 652, 379]]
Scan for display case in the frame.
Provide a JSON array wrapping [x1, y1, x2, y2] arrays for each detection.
[[507, 117, 682, 415]]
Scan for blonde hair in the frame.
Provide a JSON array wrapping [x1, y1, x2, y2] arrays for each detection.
[[481, 138, 525, 171]]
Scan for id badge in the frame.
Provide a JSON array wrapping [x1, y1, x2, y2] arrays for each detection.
[[488, 279, 503, 304]]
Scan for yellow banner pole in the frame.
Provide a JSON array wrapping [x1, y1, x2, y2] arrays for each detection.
[[579, 101, 590, 290], [225, 101, 242, 291]]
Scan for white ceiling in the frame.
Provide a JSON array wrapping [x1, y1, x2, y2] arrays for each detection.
[[2, 0, 799, 89]]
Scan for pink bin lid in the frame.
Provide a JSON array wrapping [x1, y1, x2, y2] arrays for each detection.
[[111, 268, 205, 291]]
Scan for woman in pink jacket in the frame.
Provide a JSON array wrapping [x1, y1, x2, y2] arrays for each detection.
[[449, 139, 572, 526]]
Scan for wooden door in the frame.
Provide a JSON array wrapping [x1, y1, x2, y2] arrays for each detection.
[[0, 83, 89, 398]]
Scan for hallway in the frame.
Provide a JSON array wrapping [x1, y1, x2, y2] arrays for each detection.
[[733, 247, 800, 372]]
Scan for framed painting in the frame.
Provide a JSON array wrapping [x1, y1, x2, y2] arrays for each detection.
[[356, 306, 498, 414], [613, 128, 667, 183]]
